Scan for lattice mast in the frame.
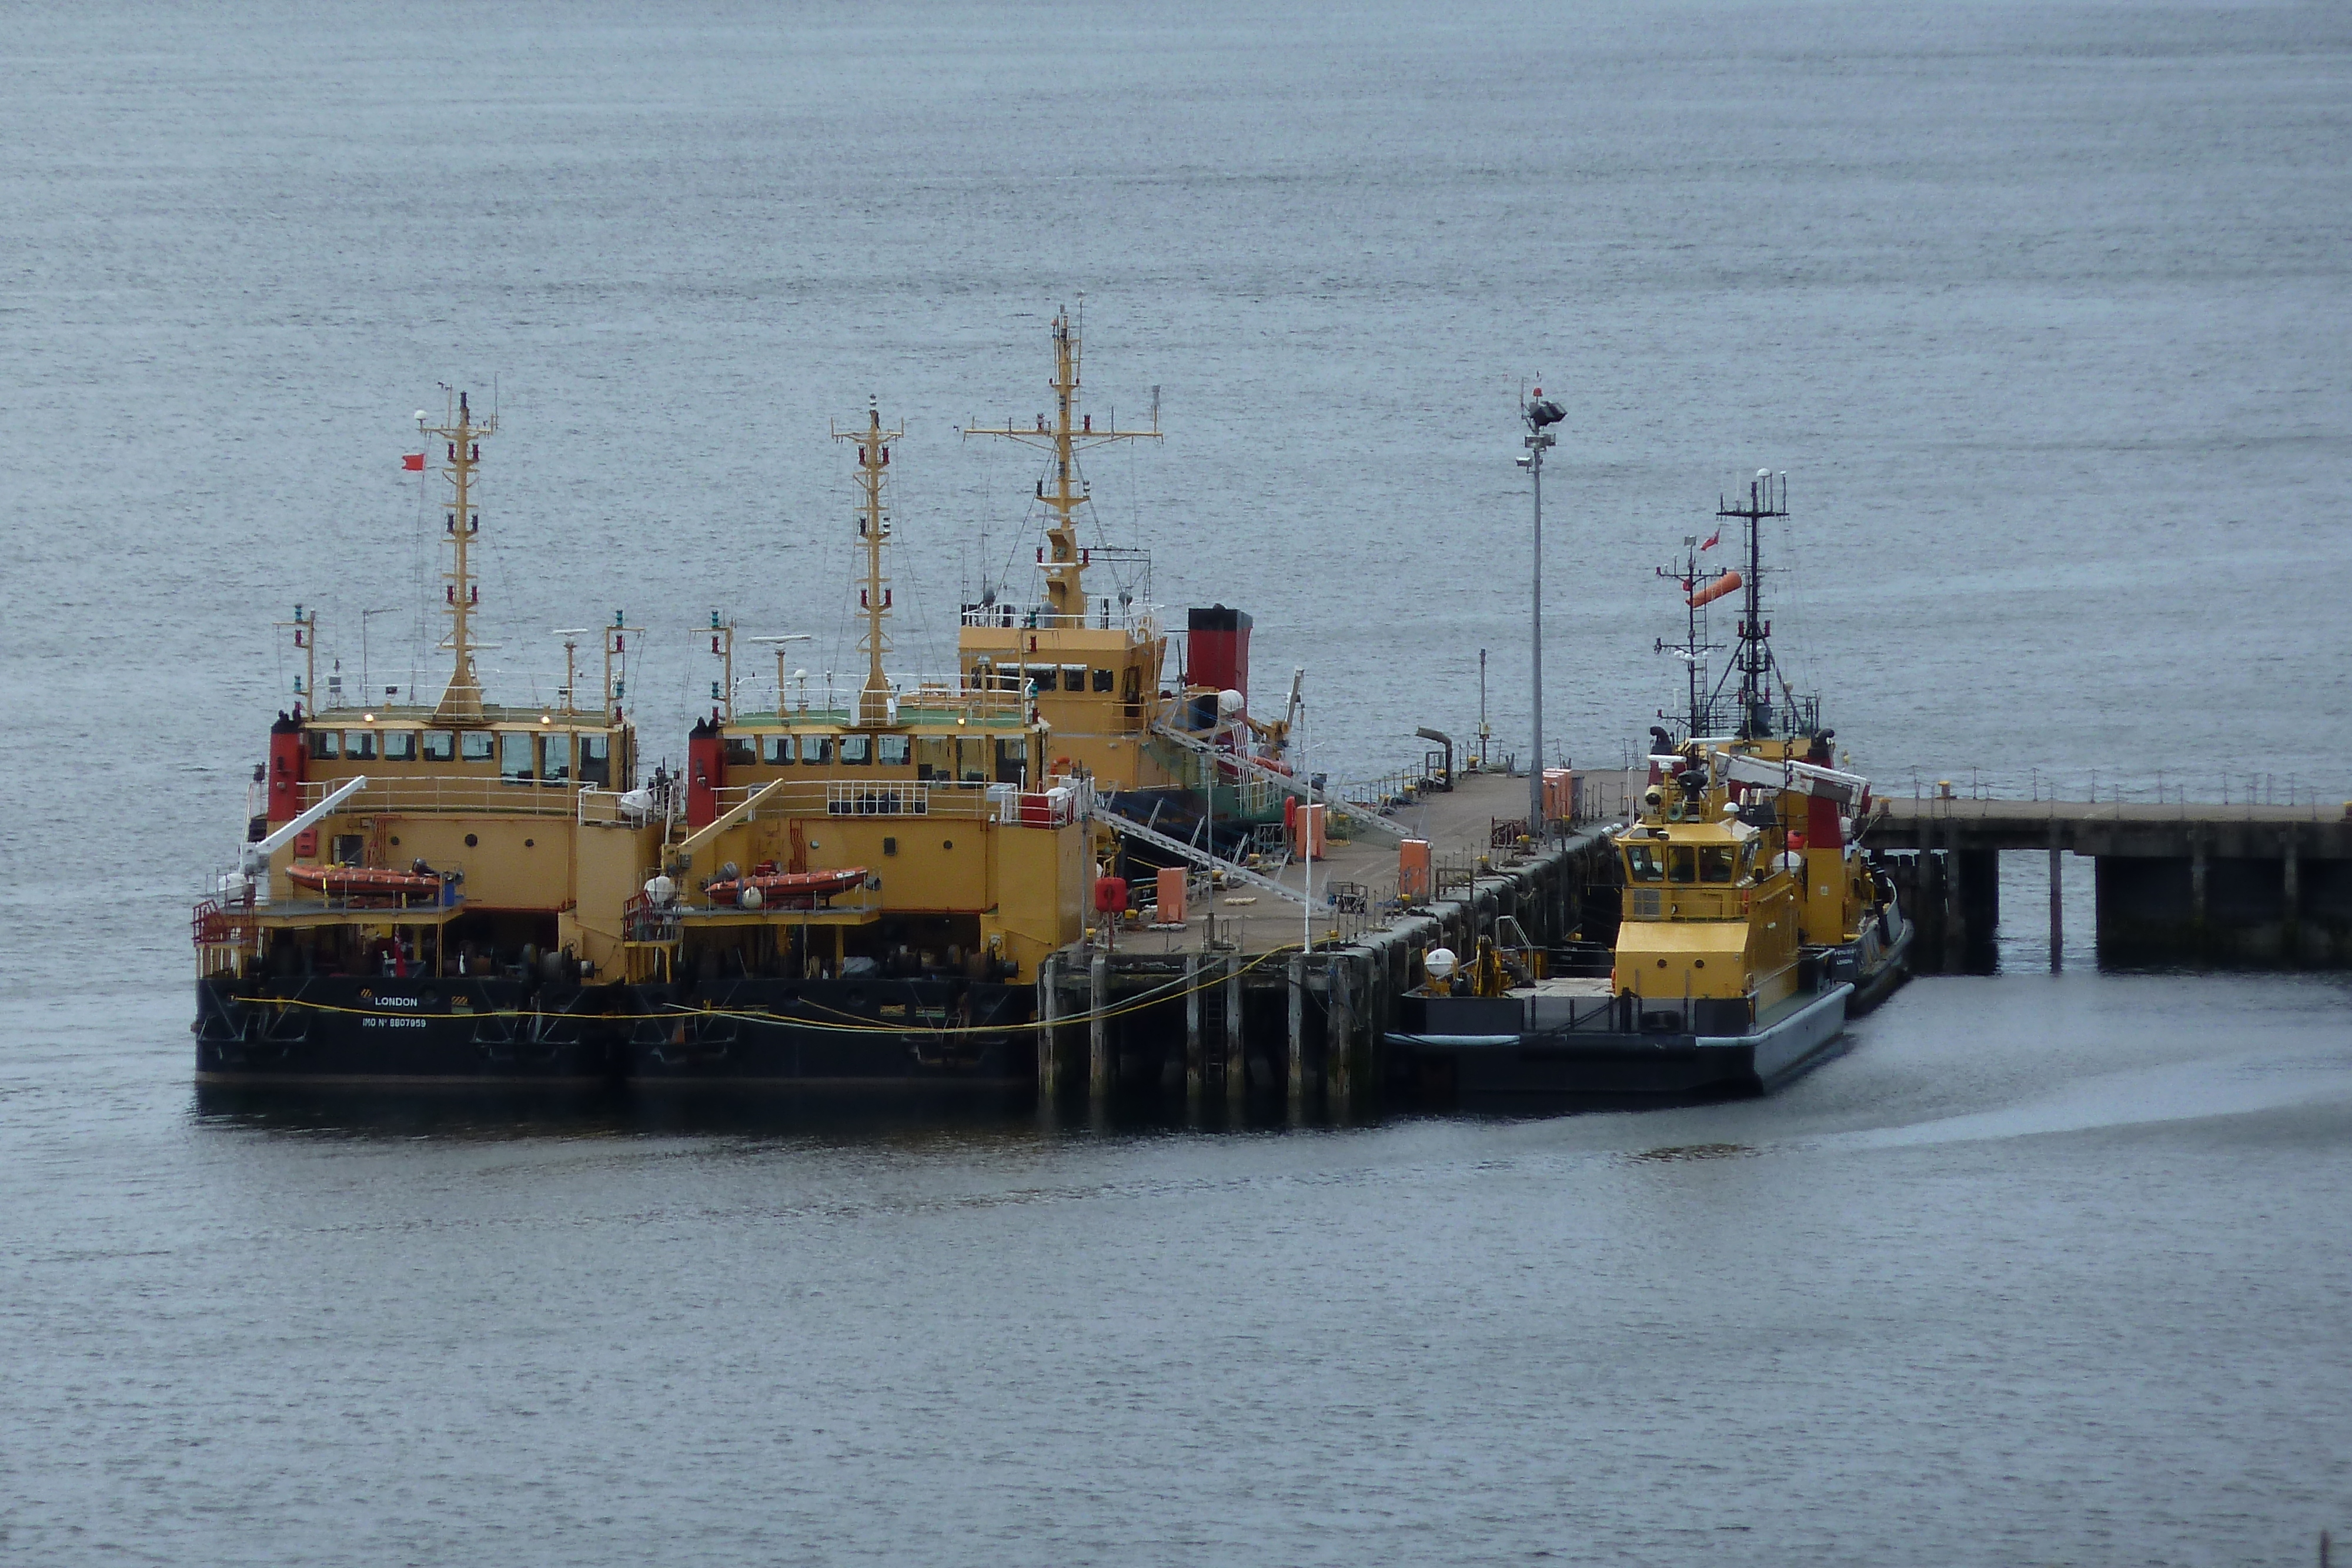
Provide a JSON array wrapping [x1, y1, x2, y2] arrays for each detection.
[[1656, 534, 1727, 738], [961, 309, 1161, 626], [1718, 470, 1790, 739], [420, 390, 497, 722], [834, 400, 903, 727]]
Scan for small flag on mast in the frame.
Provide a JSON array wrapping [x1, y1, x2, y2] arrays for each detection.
[[402, 453, 426, 472], [1700, 527, 1722, 550]]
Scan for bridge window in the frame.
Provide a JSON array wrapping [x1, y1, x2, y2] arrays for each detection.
[[461, 731, 495, 763], [915, 736, 951, 780], [308, 730, 340, 761], [1061, 665, 1086, 692], [542, 733, 572, 782], [1624, 845, 1663, 883], [500, 731, 534, 781], [1092, 667, 1114, 693], [839, 735, 872, 766], [1700, 847, 1736, 884], [1025, 665, 1058, 693], [382, 730, 417, 762], [343, 731, 377, 761], [958, 737, 988, 782], [762, 734, 794, 765], [1737, 841, 1758, 882], [804, 735, 834, 765], [723, 735, 756, 767], [1666, 846, 1698, 884], [580, 733, 612, 785], [995, 738, 1025, 785], [877, 735, 910, 767], [423, 731, 455, 763]]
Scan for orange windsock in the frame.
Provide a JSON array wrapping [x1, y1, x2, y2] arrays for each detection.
[[1686, 570, 1742, 609]]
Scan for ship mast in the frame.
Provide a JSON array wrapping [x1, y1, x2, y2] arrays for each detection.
[[963, 309, 1161, 627], [834, 400, 901, 728], [1655, 535, 1725, 739], [420, 390, 496, 721], [1715, 469, 1789, 739]]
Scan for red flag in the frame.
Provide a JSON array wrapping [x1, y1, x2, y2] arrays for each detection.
[[1700, 527, 1722, 550], [402, 453, 426, 472]]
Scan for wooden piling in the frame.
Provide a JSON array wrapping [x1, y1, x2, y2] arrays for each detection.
[[1943, 821, 1967, 974], [1036, 953, 1061, 1096], [2048, 823, 2063, 973], [1286, 955, 1306, 1116], [1328, 950, 1355, 1114], [2283, 835, 2301, 959], [1184, 954, 1203, 1107], [2191, 838, 2209, 930], [1224, 953, 1245, 1111], [1088, 953, 1111, 1102]]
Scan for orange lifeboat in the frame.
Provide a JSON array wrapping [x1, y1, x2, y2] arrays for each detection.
[[1686, 569, 1742, 609], [703, 867, 868, 909], [286, 864, 447, 901]]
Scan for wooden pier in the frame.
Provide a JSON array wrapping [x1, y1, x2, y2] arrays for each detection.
[[1875, 795, 2352, 971], [1036, 769, 1619, 1117]]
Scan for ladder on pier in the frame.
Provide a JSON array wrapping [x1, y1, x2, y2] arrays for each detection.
[[1148, 722, 1408, 844]]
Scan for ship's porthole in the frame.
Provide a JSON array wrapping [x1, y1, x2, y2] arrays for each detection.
[[465, 833, 479, 848], [389, 836, 400, 847], [1655, 958, 1668, 968], [942, 839, 953, 850], [1693, 959, 1706, 969], [524, 838, 534, 848]]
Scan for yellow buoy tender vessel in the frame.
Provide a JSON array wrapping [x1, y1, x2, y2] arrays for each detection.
[[1398, 472, 1912, 1104]]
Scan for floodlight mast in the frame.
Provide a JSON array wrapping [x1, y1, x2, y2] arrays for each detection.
[[1520, 389, 1566, 838]]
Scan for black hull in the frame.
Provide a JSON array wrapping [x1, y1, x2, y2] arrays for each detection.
[[195, 975, 627, 1085], [1843, 927, 1915, 1016], [624, 977, 1036, 1088], [1390, 985, 1853, 1112]]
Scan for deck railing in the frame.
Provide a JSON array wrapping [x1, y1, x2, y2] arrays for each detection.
[[296, 775, 588, 818]]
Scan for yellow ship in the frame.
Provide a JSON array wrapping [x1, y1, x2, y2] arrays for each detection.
[[193, 391, 665, 1084], [1396, 466, 1909, 1105], [620, 401, 1090, 1086]]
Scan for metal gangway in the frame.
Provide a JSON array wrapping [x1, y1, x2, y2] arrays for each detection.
[[1089, 791, 1307, 907], [1147, 722, 1408, 844]]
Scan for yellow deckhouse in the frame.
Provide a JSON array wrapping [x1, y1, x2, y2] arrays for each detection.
[[955, 310, 1193, 794]]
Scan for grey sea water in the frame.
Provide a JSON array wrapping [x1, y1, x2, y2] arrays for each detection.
[[3, 1, 2349, 1562]]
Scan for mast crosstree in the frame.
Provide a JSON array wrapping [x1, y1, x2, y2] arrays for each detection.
[[419, 390, 497, 723], [834, 400, 903, 728], [962, 309, 1161, 627], [1707, 470, 1817, 741]]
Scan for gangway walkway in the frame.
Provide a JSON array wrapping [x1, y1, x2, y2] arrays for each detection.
[[1149, 722, 1408, 844], [1091, 791, 1308, 907]]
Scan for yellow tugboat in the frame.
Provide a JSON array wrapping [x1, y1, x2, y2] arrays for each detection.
[[193, 392, 664, 1084], [621, 402, 1090, 1086], [1396, 470, 1909, 1105]]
